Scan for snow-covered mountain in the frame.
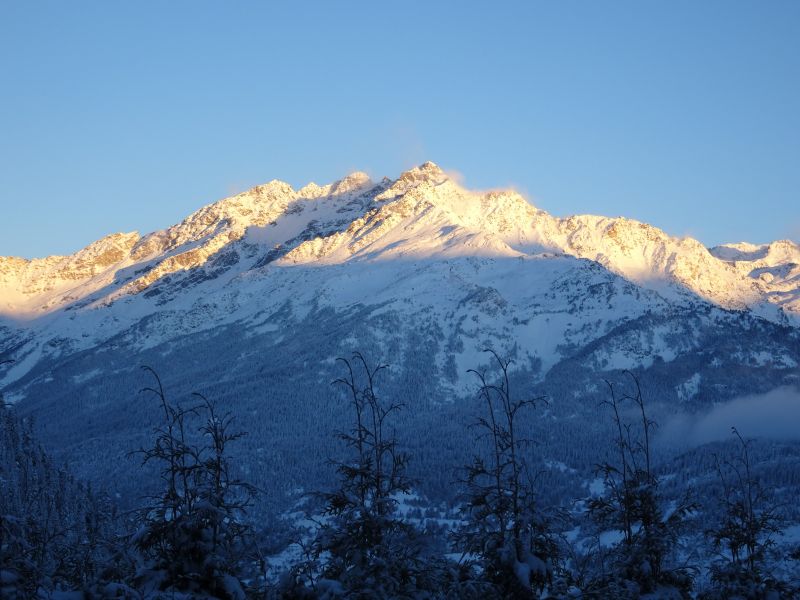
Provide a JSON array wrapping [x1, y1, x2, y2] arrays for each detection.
[[1, 162, 798, 386], [4, 162, 799, 317], [1, 162, 798, 513]]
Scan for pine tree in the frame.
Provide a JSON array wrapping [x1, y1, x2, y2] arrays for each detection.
[[0, 367, 132, 598], [700, 428, 795, 599], [131, 366, 261, 599], [286, 352, 434, 599], [585, 372, 696, 598], [453, 350, 559, 599]]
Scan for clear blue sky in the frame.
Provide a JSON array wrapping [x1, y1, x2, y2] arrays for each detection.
[[1, 1, 798, 258]]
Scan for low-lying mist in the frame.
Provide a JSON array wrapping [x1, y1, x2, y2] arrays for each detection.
[[658, 386, 800, 448]]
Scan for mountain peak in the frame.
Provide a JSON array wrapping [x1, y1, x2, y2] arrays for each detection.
[[298, 171, 374, 200], [243, 179, 296, 201], [397, 161, 446, 184], [419, 160, 443, 173], [329, 171, 374, 197], [375, 162, 448, 201]]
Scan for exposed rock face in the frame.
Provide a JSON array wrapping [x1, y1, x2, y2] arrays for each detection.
[[0, 232, 141, 295]]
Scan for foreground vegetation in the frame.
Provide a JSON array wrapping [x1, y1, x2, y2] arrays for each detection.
[[2, 354, 799, 599]]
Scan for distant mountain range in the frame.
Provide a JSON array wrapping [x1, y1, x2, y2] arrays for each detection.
[[1, 162, 798, 517]]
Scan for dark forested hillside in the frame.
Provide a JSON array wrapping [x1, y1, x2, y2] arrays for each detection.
[[3, 354, 800, 598]]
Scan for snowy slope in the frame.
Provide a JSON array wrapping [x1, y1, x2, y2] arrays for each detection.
[[0, 162, 798, 392], [709, 240, 800, 315]]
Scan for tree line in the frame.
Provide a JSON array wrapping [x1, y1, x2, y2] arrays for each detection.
[[2, 352, 799, 599]]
